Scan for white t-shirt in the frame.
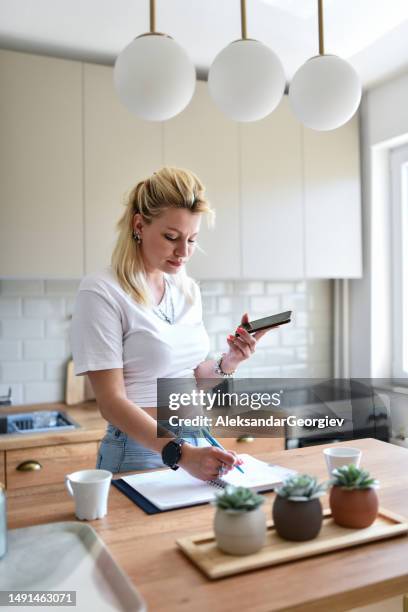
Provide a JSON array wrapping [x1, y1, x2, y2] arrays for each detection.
[[70, 268, 210, 407]]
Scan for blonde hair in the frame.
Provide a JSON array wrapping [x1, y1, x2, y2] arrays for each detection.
[[111, 167, 214, 305]]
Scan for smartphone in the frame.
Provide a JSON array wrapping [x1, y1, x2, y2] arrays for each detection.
[[237, 310, 292, 335]]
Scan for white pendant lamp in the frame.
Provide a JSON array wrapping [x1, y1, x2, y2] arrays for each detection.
[[208, 0, 285, 122], [114, 0, 196, 121], [289, 0, 361, 131]]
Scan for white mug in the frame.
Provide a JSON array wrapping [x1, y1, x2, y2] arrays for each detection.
[[65, 469, 112, 520], [323, 447, 362, 477]]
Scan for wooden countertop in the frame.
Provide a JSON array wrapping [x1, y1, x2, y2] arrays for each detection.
[[0, 401, 106, 450], [8, 439, 408, 611]]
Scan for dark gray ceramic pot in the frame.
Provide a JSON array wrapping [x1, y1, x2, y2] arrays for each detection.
[[272, 496, 323, 541]]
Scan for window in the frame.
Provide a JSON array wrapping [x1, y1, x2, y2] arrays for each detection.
[[390, 144, 408, 378]]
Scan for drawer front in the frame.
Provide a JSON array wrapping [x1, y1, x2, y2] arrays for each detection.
[[6, 442, 98, 490]]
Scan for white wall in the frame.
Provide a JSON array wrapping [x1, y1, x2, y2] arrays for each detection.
[[350, 70, 408, 377]]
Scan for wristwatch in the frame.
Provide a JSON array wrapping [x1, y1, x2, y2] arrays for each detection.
[[161, 437, 186, 470]]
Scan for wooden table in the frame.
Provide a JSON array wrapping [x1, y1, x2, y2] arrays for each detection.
[[8, 439, 408, 611]]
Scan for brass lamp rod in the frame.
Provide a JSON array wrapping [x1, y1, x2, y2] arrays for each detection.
[[241, 0, 247, 40], [150, 0, 156, 33], [318, 0, 324, 55]]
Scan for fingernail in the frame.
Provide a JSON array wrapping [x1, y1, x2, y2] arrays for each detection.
[[237, 327, 244, 333]]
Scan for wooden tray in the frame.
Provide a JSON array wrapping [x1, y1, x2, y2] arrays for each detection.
[[176, 508, 408, 580]]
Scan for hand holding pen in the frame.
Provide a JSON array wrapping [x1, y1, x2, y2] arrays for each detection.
[[201, 428, 245, 475]]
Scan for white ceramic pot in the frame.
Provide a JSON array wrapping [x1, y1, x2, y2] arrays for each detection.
[[214, 507, 267, 556]]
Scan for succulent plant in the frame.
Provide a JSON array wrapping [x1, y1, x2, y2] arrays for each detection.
[[330, 464, 379, 490], [275, 474, 327, 502], [214, 485, 265, 513]]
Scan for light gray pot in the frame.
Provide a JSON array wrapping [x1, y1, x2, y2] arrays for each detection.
[[214, 507, 267, 556]]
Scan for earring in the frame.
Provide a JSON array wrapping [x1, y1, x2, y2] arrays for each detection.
[[132, 231, 142, 244]]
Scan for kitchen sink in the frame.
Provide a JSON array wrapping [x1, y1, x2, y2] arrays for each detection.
[[0, 410, 80, 434]]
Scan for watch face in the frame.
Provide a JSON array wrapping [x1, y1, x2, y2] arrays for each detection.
[[162, 440, 182, 467]]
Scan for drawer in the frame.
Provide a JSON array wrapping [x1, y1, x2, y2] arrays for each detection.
[[6, 441, 98, 490]]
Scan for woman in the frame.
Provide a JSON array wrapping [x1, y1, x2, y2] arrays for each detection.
[[71, 167, 272, 481]]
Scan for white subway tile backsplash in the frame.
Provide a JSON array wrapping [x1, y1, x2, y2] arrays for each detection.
[[293, 312, 308, 328], [2, 319, 44, 339], [23, 298, 65, 318], [0, 298, 22, 317], [266, 282, 294, 295], [281, 364, 311, 377], [234, 281, 264, 296], [0, 341, 22, 361], [0, 277, 333, 403], [0, 383, 23, 406], [200, 281, 233, 296], [237, 365, 282, 378], [45, 280, 80, 295], [203, 315, 233, 334], [249, 296, 280, 314], [218, 296, 249, 316], [45, 360, 67, 381], [281, 294, 307, 311], [23, 339, 66, 360], [296, 346, 309, 362], [257, 330, 280, 348], [264, 348, 297, 366], [45, 318, 71, 338], [282, 329, 308, 347], [1, 361, 43, 382], [24, 381, 64, 404], [0, 280, 44, 296], [201, 296, 217, 315]]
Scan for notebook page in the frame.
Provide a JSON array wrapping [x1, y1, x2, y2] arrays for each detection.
[[122, 468, 219, 510], [221, 454, 296, 490]]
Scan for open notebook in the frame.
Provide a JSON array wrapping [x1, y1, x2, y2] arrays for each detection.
[[120, 454, 296, 511]]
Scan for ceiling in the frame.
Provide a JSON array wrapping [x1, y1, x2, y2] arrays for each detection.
[[0, 0, 408, 89]]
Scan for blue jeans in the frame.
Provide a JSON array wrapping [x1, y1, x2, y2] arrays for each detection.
[[96, 423, 207, 473]]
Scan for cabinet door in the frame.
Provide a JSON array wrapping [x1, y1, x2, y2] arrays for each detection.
[[0, 50, 83, 277], [163, 82, 241, 279], [83, 63, 163, 274], [240, 97, 304, 279], [303, 115, 362, 278]]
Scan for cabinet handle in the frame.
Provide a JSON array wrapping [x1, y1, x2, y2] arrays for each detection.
[[16, 460, 42, 472], [236, 435, 255, 443]]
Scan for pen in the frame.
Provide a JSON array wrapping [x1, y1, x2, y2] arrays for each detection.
[[201, 428, 245, 474]]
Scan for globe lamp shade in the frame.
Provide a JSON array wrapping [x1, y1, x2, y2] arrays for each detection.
[[288, 54, 361, 131], [114, 34, 196, 121], [208, 39, 285, 122]]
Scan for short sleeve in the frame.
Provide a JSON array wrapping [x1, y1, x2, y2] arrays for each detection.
[[70, 289, 124, 375]]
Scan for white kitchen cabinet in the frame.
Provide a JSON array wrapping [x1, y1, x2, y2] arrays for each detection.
[[303, 115, 362, 278], [163, 82, 241, 279], [240, 98, 304, 279], [0, 50, 83, 277], [0, 49, 362, 281], [83, 63, 162, 274]]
